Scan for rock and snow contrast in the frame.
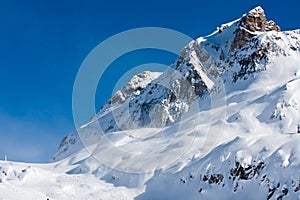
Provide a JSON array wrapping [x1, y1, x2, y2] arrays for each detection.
[[2, 6, 300, 199]]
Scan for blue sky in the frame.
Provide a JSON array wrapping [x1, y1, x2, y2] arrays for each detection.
[[0, 0, 299, 163]]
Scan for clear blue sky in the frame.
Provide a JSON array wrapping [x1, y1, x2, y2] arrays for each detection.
[[0, 0, 299, 163]]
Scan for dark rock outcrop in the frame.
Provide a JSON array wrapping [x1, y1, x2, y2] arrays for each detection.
[[231, 6, 280, 51]]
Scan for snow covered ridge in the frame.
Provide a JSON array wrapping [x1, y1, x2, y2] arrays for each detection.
[[3, 6, 300, 200], [53, 6, 300, 161], [88, 5, 293, 134]]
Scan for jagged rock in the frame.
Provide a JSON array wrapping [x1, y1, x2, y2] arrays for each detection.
[[230, 161, 265, 181], [101, 71, 161, 110], [231, 6, 280, 51], [202, 173, 224, 185], [240, 6, 280, 32]]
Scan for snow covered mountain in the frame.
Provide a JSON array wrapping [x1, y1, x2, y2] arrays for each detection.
[[2, 6, 300, 199]]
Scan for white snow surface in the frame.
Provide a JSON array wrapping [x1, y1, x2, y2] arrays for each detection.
[[2, 6, 300, 200]]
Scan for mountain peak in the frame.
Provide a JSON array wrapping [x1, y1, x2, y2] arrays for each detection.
[[248, 6, 264, 16], [241, 6, 280, 33], [230, 6, 280, 51]]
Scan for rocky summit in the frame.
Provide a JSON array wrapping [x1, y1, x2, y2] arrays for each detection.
[[231, 6, 280, 51]]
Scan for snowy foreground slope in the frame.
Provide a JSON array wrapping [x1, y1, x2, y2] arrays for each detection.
[[2, 6, 300, 199]]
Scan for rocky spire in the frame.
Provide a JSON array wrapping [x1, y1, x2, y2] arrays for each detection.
[[240, 6, 280, 32], [230, 6, 280, 51]]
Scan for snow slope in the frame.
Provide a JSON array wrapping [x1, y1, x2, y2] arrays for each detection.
[[0, 160, 142, 200], [2, 6, 300, 200]]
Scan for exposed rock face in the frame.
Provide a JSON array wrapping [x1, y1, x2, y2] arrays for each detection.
[[240, 6, 280, 32], [231, 6, 280, 51], [99, 71, 162, 113], [128, 59, 210, 128], [101, 59, 211, 131]]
